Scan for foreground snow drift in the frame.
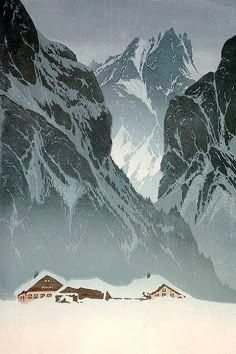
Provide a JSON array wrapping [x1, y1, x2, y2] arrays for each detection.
[[0, 299, 235, 354]]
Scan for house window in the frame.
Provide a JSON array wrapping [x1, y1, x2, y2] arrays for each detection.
[[170, 293, 174, 297], [40, 294, 45, 298], [34, 294, 38, 299], [47, 294, 52, 297], [42, 286, 53, 290], [28, 294, 32, 299], [155, 294, 159, 297], [162, 293, 166, 297], [162, 288, 166, 292]]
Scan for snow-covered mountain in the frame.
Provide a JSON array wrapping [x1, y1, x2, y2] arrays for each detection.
[[0, 0, 234, 302], [95, 30, 200, 201], [158, 36, 236, 289]]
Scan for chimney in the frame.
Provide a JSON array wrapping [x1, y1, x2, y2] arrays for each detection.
[[34, 271, 39, 279], [147, 273, 151, 279]]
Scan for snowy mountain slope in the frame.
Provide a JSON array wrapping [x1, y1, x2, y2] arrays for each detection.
[[112, 125, 163, 198], [157, 36, 236, 288], [95, 29, 200, 201], [0, 0, 234, 302]]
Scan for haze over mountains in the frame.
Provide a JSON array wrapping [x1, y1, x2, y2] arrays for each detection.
[[0, 0, 234, 302], [95, 30, 200, 201]]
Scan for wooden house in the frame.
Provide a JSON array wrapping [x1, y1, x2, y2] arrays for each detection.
[[56, 286, 112, 302], [149, 284, 185, 299], [17, 275, 63, 304]]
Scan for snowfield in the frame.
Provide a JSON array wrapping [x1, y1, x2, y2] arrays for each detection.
[[1, 273, 236, 354], [0, 298, 236, 354]]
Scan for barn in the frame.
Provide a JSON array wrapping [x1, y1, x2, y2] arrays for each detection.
[[56, 286, 112, 302]]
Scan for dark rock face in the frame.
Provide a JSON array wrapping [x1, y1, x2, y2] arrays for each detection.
[[142, 29, 197, 116], [0, 0, 39, 84], [95, 29, 199, 201], [158, 36, 236, 288], [0, 0, 234, 302]]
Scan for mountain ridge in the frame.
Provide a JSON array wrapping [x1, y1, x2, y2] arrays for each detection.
[[95, 29, 200, 201], [0, 0, 234, 302]]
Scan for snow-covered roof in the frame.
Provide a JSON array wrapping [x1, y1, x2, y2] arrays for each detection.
[[15, 271, 66, 296], [15, 271, 189, 298]]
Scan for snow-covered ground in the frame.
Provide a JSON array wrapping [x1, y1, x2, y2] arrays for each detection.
[[1, 273, 236, 354], [0, 298, 236, 354]]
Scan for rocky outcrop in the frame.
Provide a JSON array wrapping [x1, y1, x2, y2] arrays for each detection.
[[158, 36, 236, 288]]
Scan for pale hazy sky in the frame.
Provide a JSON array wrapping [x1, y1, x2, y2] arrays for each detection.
[[21, 0, 236, 75]]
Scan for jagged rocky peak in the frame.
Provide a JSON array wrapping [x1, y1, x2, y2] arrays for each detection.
[[96, 28, 199, 86], [94, 28, 199, 202], [158, 35, 236, 289], [221, 35, 236, 62]]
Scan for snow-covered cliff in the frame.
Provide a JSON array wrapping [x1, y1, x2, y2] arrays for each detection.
[[158, 36, 236, 289]]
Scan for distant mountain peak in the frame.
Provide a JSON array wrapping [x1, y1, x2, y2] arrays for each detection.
[[96, 29, 199, 90], [90, 59, 101, 71], [95, 29, 199, 202], [163, 27, 177, 37]]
